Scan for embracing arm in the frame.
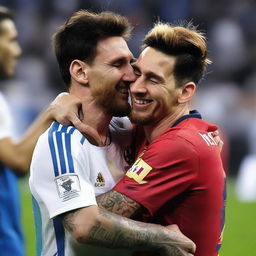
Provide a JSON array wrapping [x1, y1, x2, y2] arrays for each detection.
[[96, 189, 142, 218], [0, 105, 56, 174], [61, 205, 195, 256]]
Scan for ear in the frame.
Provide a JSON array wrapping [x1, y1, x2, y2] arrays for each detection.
[[69, 60, 89, 85], [177, 82, 196, 104]]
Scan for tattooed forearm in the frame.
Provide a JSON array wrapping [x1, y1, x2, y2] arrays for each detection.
[[60, 207, 195, 255], [85, 208, 194, 256], [96, 190, 142, 218]]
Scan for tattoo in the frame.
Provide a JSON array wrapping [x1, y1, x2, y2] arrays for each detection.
[[60, 208, 193, 254], [96, 190, 142, 218], [86, 209, 191, 255], [60, 209, 81, 233], [86, 209, 152, 249]]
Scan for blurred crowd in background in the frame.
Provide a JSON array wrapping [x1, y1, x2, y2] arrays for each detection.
[[1, 0, 256, 200]]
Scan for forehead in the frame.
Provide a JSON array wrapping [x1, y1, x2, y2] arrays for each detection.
[[95, 36, 133, 61], [0, 19, 17, 38], [136, 47, 175, 77]]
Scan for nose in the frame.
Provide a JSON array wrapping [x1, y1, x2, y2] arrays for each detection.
[[123, 64, 136, 82], [130, 77, 147, 94], [15, 42, 22, 57]]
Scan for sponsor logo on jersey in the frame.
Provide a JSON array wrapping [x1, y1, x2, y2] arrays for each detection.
[[126, 158, 152, 184], [55, 174, 81, 201], [95, 172, 105, 187], [198, 132, 217, 146]]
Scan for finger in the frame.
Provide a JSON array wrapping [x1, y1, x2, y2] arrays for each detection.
[[80, 125, 102, 146], [166, 224, 180, 232], [71, 114, 85, 131], [211, 130, 219, 136]]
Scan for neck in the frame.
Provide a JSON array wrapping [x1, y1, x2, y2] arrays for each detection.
[[144, 105, 190, 143], [81, 100, 112, 145], [70, 84, 112, 145]]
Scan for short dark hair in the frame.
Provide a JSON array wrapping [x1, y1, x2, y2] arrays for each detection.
[[0, 6, 14, 35], [53, 10, 133, 86], [142, 22, 211, 87]]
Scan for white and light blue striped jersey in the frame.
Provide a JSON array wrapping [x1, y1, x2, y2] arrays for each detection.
[[29, 118, 133, 256]]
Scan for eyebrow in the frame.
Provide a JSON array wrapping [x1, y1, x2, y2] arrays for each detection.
[[110, 55, 135, 64], [133, 64, 165, 83]]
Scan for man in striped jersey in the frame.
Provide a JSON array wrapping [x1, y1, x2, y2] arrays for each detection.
[[29, 10, 195, 256]]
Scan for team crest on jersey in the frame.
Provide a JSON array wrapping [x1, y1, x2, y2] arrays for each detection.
[[126, 158, 152, 184], [95, 172, 105, 187], [55, 174, 81, 201]]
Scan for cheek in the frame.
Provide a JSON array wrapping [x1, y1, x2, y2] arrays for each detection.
[[0, 45, 7, 61], [157, 90, 177, 110]]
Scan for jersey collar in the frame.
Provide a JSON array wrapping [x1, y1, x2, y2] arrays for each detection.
[[171, 110, 202, 128]]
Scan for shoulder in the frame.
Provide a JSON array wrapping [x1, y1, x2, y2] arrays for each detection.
[[142, 134, 198, 170], [45, 121, 84, 142], [161, 117, 219, 149], [35, 121, 86, 156], [150, 130, 197, 154]]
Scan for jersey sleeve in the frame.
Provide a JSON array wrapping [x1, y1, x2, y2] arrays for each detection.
[[29, 123, 97, 219], [114, 136, 199, 215]]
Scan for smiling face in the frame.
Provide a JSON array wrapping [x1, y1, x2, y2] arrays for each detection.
[[87, 36, 136, 117], [0, 19, 21, 79], [129, 47, 180, 125]]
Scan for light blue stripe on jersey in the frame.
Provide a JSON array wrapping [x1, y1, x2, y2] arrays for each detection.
[[32, 196, 42, 256], [53, 218, 65, 256], [48, 122, 76, 177]]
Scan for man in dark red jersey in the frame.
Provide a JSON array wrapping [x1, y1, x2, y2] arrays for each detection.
[[97, 22, 226, 256]]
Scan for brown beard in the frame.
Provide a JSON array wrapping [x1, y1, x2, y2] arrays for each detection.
[[92, 86, 131, 117], [129, 111, 154, 125]]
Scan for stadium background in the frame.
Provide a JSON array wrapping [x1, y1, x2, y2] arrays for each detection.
[[1, 0, 256, 255]]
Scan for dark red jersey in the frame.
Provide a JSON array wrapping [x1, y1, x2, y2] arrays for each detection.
[[115, 111, 226, 256]]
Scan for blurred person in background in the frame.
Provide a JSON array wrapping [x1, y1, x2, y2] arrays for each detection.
[[0, 6, 88, 256], [236, 79, 256, 201], [29, 10, 195, 256]]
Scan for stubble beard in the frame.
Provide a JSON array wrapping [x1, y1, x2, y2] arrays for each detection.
[[93, 89, 131, 117], [0, 65, 11, 81], [129, 110, 154, 125]]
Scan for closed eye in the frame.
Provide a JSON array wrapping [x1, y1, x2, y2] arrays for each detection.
[[132, 66, 141, 77], [112, 61, 123, 67], [149, 79, 158, 84]]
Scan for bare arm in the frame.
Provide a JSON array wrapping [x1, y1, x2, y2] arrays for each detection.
[[0, 105, 55, 174], [61, 205, 195, 256]]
